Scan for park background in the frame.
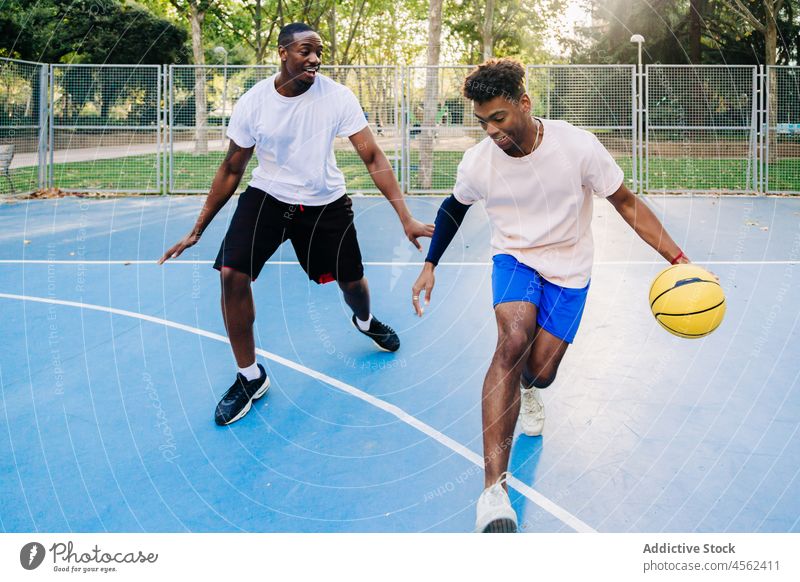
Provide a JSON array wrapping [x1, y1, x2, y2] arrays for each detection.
[[1, 0, 798, 196]]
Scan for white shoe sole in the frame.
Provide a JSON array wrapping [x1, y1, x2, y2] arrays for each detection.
[[521, 424, 544, 437], [370, 339, 394, 353], [352, 319, 397, 352], [220, 376, 270, 425]]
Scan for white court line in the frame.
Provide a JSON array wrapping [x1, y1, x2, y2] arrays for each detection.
[[1, 260, 799, 266], [0, 292, 595, 533]]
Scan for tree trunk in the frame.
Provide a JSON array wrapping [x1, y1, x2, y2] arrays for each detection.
[[765, 1, 782, 164], [254, 0, 264, 65], [419, 0, 442, 190], [328, 3, 337, 65], [689, 0, 706, 63], [190, 4, 208, 154], [764, 2, 779, 66], [482, 0, 495, 61]]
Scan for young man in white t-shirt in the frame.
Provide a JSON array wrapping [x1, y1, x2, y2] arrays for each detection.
[[159, 23, 432, 426], [411, 59, 691, 533]]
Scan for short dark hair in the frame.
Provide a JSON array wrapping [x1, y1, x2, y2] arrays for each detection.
[[278, 22, 317, 48], [463, 58, 526, 104]]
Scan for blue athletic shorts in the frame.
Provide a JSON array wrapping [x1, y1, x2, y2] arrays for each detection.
[[491, 254, 590, 344]]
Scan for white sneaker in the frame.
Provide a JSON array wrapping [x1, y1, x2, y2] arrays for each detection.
[[519, 381, 545, 436], [474, 472, 518, 533]]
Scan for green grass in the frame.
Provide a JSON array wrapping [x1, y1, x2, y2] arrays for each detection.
[[5, 154, 160, 193], [170, 151, 384, 192], [765, 160, 800, 192], [646, 158, 753, 190], [3, 151, 799, 195]]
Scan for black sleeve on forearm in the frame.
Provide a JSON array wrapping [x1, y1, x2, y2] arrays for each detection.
[[425, 195, 471, 266]]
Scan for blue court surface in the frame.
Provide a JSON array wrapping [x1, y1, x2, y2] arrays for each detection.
[[1, 195, 799, 533]]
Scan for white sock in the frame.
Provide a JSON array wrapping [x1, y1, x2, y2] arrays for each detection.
[[355, 314, 373, 331], [238, 361, 261, 381]]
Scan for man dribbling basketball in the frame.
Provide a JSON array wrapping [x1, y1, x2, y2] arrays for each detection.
[[411, 58, 690, 533]]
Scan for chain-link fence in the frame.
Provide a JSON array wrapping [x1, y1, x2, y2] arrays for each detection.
[[325, 65, 402, 193], [404, 66, 479, 193], [50, 64, 161, 192], [3, 63, 798, 196], [646, 65, 758, 193], [765, 66, 800, 194], [528, 65, 637, 191], [168, 65, 400, 194], [0, 58, 48, 195], [169, 64, 276, 193]]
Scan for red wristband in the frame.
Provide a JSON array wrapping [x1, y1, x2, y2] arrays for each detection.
[[670, 251, 685, 265]]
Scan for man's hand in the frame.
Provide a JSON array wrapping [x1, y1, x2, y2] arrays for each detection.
[[672, 253, 719, 282], [403, 217, 435, 251], [412, 263, 436, 316], [158, 231, 201, 264]]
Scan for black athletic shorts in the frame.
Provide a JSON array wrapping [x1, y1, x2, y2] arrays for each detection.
[[213, 186, 364, 283]]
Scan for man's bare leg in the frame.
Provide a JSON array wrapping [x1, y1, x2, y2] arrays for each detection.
[[482, 301, 538, 488], [220, 268, 256, 367], [522, 326, 570, 388], [338, 277, 370, 321]]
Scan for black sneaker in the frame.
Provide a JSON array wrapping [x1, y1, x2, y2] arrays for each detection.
[[214, 364, 270, 426], [352, 315, 400, 352]]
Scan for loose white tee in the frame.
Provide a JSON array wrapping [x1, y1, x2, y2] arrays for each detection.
[[226, 73, 368, 205], [453, 119, 624, 288]]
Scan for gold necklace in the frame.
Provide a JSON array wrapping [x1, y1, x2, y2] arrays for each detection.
[[531, 117, 541, 152]]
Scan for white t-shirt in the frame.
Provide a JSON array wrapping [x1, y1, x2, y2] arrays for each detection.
[[226, 73, 369, 205], [453, 119, 624, 288]]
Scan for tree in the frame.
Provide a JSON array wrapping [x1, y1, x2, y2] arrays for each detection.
[[419, 0, 443, 190], [483, 0, 495, 60], [446, 0, 568, 64], [574, 0, 689, 64], [169, 0, 217, 153], [572, 0, 798, 65], [729, 0, 785, 65], [689, 0, 708, 62], [1, 0, 185, 64]]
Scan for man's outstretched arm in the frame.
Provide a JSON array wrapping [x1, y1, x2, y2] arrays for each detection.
[[158, 141, 254, 264], [348, 126, 433, 250], [412, 195, 471, 316], [606, 184, 690, 265]]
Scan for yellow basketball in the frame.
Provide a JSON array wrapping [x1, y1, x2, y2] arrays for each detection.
[[649, 264, 725, 338]]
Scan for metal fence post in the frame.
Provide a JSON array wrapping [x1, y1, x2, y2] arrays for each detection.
[[760, 65, 773, 192], [632, 65, 639, 194], [758, 65, 769, 193], [644, 64, 649, 193], [161, 64, 167, 195], [168, 64, 173, 195], [751, 65, 759, 193], [37, 63, 49, 190], [401, 66, 408, 193], [48, 64, 54, 188]]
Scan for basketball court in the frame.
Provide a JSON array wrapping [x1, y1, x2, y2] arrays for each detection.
[[1, 194, 798, 532]]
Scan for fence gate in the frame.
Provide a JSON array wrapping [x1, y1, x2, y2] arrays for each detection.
[[0, 58, 48, 195], [645, 65, 758, 193], [765, 66, 800, 194]]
